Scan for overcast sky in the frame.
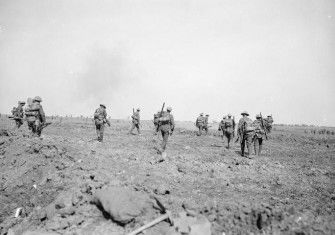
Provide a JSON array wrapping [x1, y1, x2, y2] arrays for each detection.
[[0, 0, 334, 125]]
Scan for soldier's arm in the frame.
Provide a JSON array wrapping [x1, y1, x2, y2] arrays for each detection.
[[39, 106, 46, 123]]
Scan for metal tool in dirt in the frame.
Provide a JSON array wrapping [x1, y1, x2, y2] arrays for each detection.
[[127, 210, 173, 235]]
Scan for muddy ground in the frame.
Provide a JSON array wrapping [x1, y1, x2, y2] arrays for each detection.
[[0, 117, 334, 235]]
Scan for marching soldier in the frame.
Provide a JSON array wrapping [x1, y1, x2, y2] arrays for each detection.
[[203, 114, 210, 134], [195, 113, 205, 136], [237, 111, 254, 158], [265, 115, 274, 133], [153, 111, 160, 135], [25, 96, 46, 137], [13, 101, 26, 128], [253, 114, 266, 156], [158, 107, 175, 156], [129, 108, 141, 135], [94, 104, 110, 142], [222, 114, 235, 149], [218, 115, 226, 139]]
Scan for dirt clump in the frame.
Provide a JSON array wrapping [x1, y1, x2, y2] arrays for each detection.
[[92, 187, 163, 225]]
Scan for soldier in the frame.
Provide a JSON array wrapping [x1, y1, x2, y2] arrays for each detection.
[[25, 96, 46, 137], [218, 115, 226, 139], [153, 111, 161, 135], [157, 107, 175, 156], [13, 101, 26, 128], [237, 111, 254, 158], [203, 114, 210, 134], [222, 114, 235, 149], [195, 113, 205, 136], [253, 114, 266, 156], [94, 104, 110, 142], [129, 108, 141, 135], [265, 115, 274, 133]]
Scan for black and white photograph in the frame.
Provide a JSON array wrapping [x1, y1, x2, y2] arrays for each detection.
[[0, 0, 334, 234]]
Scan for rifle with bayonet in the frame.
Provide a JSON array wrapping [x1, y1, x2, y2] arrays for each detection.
[[260, 112, 268, 140]]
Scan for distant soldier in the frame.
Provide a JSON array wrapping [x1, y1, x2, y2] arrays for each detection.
[[94, 104, 110, 142], [218, 115, 227, 139], [237, 111, 254, 158], [158, 107, 175, 155], [13, 101, 26, 128], [222, 114, 235, 149], [25, 96, 46, 137], [195, 113, 205, 136], [153, 111, 161, 135], [203, 114, 210, 134], [265, 115, 274, 133], [129, 108, 141, 135], [253, 114, 266, 156]]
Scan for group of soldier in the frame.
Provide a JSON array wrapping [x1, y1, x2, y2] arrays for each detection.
[[93, 103, 175, 155], [10, 98, 273, 158], [10, 97, 46, 137], [195, 111, 273, 158]]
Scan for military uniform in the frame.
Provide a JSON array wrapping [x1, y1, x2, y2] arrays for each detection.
[[129, 109, 141, 134], [253, 115, 266, 156], [25, 97, 46, 136], [153, 111, 160, 135], [94, 104, 108, 142], [265, 115, 274, 133], [222, 114, 235, 149], [195, 113, 205, 136], [237, 111, 254, 158], [202, 114, 209, 134], [158, 107, 174, 152], [13, 101, 25, 128]]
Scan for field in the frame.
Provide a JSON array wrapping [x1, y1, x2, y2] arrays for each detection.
[[0, 116, 334, 235]]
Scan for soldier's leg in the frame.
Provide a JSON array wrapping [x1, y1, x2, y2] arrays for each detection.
[[226, 132, 231, 149], [245, 134, 253, 157], [254, 137, 259, 155], [161, 130, 169, 151], [136, 124, 141, 134], [99, 124, 104, 142], [259, 138, 263, 155], [198, 125, 202, 136], [95, 125, 100, 139], [129, 123, 135, 134], [15, 120, 20, 128], [240, 137, 245, 156]]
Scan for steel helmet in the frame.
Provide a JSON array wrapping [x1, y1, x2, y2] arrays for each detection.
[[241, 111, 249, 116], [167, 107, 172, 112]]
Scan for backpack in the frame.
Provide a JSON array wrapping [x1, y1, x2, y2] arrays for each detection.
[[159, 112, 171, 125], [243, 118, 255, 133], [225, 119, 233, 128]]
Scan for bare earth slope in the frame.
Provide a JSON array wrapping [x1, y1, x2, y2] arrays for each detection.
[[0, 117, 334, 234]]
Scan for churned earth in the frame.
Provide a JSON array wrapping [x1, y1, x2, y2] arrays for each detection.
[[0, 117, 334, 235]]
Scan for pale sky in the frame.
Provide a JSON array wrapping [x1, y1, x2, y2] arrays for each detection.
[[0, 0, 334, 125]]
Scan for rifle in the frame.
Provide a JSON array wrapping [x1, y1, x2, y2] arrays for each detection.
[[260, 113, 268, 140], [104, 118, 111, 127], [133, 108, 135, 115], [41, 122, 52, 129]]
